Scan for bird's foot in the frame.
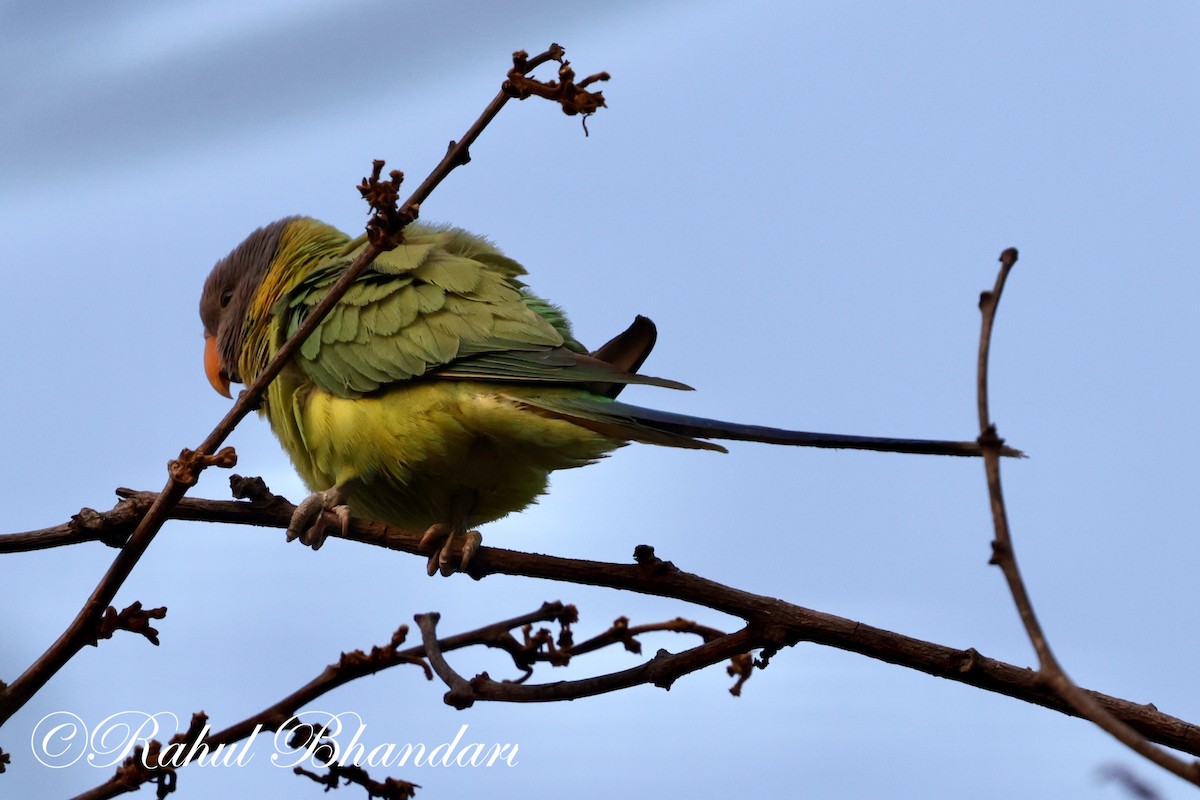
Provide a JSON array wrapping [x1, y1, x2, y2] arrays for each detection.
[[286, 486, 351, 550], [419, 523, 483, 577]]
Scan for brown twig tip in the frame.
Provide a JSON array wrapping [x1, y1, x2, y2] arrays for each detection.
[[753, 644, 779, 671], [126, 710, 212, 777], [113, 741, 177, 798], [336, 624, 431, 679], [1000, 247, 1019, 268], [168, 446, 236, 486], [727, 652, 754, 696], [633, 544, 677, 575], [228, 474, 288, 507], [613, 616, 638, 653], [510, 43, 565, 74], [513, 623, 567, 668], [577, 70, 611, 90], [178, 711, 210, 745], [389, 624, 410, 649], [88, 601, 168, 647], [358, 160, 412, 250], [549, 602, 577, 651], [295, 763, 419, 799], [555, 601, 580, 625], [504, 43, 609, 121]]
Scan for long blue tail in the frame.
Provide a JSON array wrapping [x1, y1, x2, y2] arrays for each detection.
[[515, 393, 1023, 458], [609, 401, 1023, 457]]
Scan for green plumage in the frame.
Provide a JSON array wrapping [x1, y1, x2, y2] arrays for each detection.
[[201, 218, 703, 533], [199, 217, 1013, 545]]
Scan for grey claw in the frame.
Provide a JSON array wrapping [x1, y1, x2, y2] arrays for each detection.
[[286, 488, 350, 551], [459, 531, 483, 570], [420, 524, 483, 577]]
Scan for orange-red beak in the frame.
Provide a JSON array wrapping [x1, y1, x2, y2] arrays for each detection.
[[204, 333, 232, 398]]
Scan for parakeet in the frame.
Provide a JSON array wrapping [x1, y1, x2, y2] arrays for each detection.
[[201, 217, 1012, 574]]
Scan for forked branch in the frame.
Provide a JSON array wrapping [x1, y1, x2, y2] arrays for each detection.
[[19, 485, 1200, 760], [0, 42, 610, 730], [71, 602, 723, 799], [975, 248, 1200, 785]]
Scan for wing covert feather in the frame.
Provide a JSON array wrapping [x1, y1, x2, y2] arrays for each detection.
[[276, 223, 685, 399], [280, 226, 568, 397]]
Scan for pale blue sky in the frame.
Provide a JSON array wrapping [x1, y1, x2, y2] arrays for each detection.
[[3, 2, 1199, 798]]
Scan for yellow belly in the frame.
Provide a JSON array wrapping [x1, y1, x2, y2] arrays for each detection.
[[265, 373, 622, 529]]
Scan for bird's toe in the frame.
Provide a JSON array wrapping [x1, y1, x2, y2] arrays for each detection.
[[420, 524, 483, 577], [287, 487, 351, 550]]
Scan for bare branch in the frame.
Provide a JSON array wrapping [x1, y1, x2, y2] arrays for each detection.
[[72, 601, 670, 798], [465, 628, 755, 703], [0, 500, 141, 553], [975, 248, 1200, 785], [20, 485, 1200, 759], [0, 43, 608, 729], [504, 45, 609, 117]]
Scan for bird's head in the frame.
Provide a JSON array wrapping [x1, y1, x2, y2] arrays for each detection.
[[199, 218, 296, 397]]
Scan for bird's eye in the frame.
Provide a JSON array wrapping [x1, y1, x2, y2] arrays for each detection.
[[220, 289, 233, 308]]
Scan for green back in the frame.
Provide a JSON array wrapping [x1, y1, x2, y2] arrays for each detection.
[[275, 225, 600, 398]]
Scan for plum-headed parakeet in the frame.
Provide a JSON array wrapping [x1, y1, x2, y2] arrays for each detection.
[[201, 218, 1008, 574]]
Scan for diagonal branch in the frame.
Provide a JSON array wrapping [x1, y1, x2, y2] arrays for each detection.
[[975, 248, 1200, 785], [72, 601, 710, 799], [71, 602, 580, 799], [0, 43, 608, 729]]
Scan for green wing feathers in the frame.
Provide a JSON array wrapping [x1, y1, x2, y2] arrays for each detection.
[[276, 225, 687, 398]]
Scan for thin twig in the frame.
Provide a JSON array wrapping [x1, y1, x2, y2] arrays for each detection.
[[0, 203, 388, 731], [0, 43, 604, 729], [975, 248, 1200, 785], [0, 500, 143, 553], [72, 603, 577, 799], [567, 616, 725, 657], [76, 602, 710, 798], [466, 628, 755, 702], [293, 762, 417, 800]]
